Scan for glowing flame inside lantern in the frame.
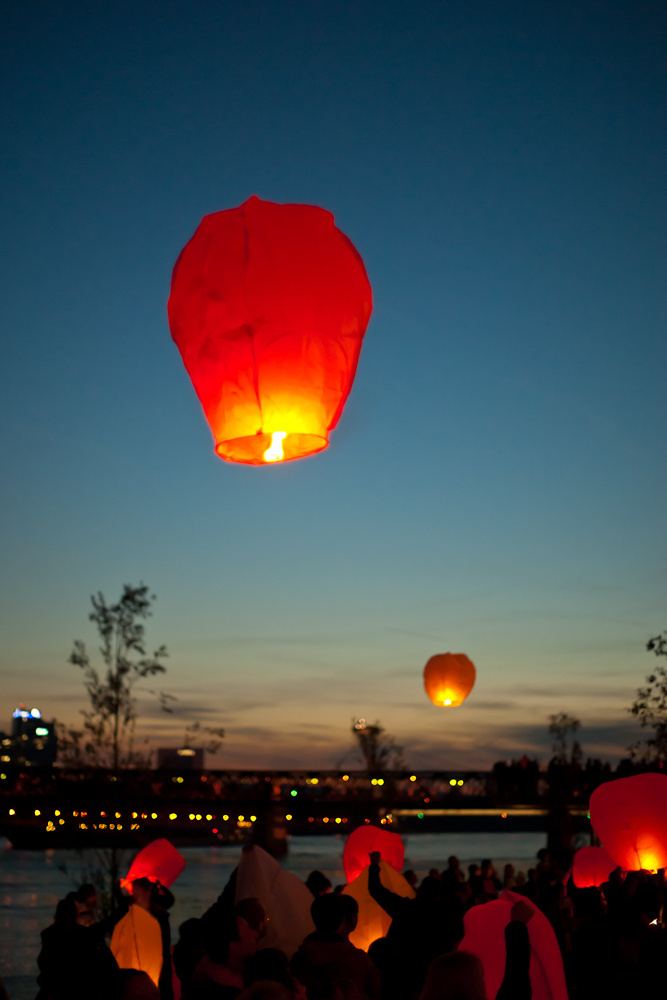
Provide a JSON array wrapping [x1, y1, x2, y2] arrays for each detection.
[[264, 431, 286, 463], [430, 687, 457, 707]]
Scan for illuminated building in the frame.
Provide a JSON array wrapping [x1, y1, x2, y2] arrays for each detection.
[[157, 747, 204, 770], [0, 704, 58, 767]]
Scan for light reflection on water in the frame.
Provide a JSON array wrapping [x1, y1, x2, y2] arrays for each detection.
[[0, 831, 545, 1000]]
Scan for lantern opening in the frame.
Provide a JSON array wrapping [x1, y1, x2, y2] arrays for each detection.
[[215, 431, 329, 466], [264, 431, 287, 462], [432, 688, 461, 707]]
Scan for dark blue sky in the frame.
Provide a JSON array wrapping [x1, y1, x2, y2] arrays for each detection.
[[1, 1, 665, 767]]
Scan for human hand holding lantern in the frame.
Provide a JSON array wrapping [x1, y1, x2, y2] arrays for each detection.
[[343, 824, 404, 883]]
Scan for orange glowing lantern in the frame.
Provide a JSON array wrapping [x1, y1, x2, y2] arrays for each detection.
[[168, 195, 372, 465], [111, 904, 163, 987], [342, 859, 415, 952], [572, 846, 616, 888], [343, 824, 404, 883], [423, 653, 476, 707], [120, 838, 186, 892], [589, 772, 667, 872]]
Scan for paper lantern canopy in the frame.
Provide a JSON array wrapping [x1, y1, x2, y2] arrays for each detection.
[[423, 653, 476, 707], [111, 905, 163, 987], [121, 838, 186, 892], [343, 824, 405, 883], [589, 772, 667, 872], [235, 844, 315, 959], [168, 195, 372, 465], [342, 859, 415, 952], [572, 846, 616, 888], [459, 891, 568, 1000]]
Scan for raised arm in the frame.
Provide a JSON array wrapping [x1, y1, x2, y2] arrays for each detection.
[[367, 852, 407, 920]]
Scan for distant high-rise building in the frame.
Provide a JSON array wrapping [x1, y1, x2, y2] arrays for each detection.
[[0, 704, 58, 767]]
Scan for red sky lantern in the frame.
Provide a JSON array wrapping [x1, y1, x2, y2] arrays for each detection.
[[423, 652, 476, 707], [460, 891, 568, 1000], [572, 846, 616, 888], [343, 824, 404, 883], [120, 838, 186, 892], [589, 772, 667, 872], [168, 195, 372, 465]]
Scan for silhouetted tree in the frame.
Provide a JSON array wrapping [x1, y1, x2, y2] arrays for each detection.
[[350, 718, 404, 772], [629, 629, 667, 762], [183, 720, 226, 756], [548, 713, 582, 765], [59, 583, 172, 769]]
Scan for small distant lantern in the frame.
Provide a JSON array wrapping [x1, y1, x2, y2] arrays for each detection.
[[590, 772, 667, 872], [423, 653, 476, 707], [572, 846, 616, 888], [343, 824, 404, 883], [168, 195, 372, 465]]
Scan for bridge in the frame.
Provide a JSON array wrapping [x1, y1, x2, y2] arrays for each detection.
[[0, 765, 601, 849]]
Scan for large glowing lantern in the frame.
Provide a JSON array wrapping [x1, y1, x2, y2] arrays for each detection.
[[168, 195, 372, 465], [460, 891, 567, 1000], [423, 653, 476, 707], [572, 846, 616, 888], [342, 859, 415, 952], [111, 905, 163, 987], [589, 772, 667, 871], [120, 838, 186, 892], [343, 824, 404, 883]]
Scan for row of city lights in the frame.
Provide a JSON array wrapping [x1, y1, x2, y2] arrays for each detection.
[[5, 805, 359, 829], [1, 772, 469, 785]]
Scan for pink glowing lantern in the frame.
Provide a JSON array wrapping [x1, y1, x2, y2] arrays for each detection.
[[589, 772, 667, 872], [572, 846, 616, 888], [460, 891, 568, 1000]]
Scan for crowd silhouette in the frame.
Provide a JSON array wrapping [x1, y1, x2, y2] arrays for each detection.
[[30, 841, 667, 1000]]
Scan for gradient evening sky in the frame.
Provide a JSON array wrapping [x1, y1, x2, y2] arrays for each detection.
[[1, 1, 665, 769]]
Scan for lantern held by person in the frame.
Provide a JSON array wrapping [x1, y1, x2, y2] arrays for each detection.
[[120, 838, 186, 892], [235, 844, 314, 959], [168, 195, 372, 465], [111, 904, 163, 987], [342, 859, 415, 952], [460, 891, 568, 1000], [423, 653, 476, 707], [589, 772, 667, 872], [572, 846, 616, 888], [343, 824, 404, 883]]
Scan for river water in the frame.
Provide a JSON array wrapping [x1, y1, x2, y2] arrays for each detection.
[[0, 831, 545, 1000]]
